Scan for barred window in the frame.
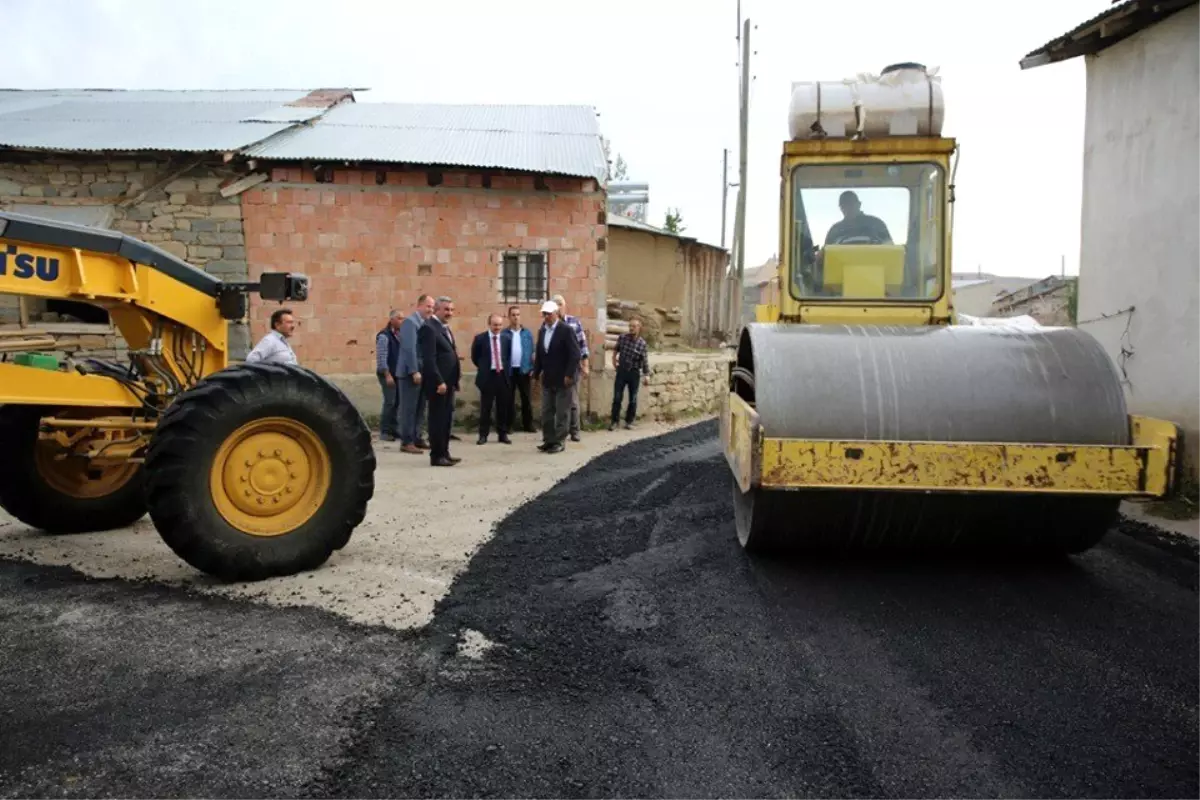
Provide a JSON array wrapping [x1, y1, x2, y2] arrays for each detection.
[[499, 251, 548, 304]]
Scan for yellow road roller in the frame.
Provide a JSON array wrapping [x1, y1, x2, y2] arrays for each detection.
[[0, 210, 375, 580], [721, 63, 1181, 554]]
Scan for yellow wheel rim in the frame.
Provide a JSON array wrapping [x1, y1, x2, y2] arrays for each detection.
[[209, 416, 331, 537], [34, 442, 140, 499]]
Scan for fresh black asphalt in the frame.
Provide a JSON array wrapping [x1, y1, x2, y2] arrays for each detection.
[[1, 419, 1196, 798]]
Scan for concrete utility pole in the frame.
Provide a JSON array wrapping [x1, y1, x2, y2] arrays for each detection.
[[730, 16, 751, 334], [720, 148, 729, 249]]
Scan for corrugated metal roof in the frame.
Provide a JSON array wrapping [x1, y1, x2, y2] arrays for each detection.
[[607, 213, 664, 235], [0, 89, 335, 153], [1020, 0, 1196, 68], [607, 210, 726, 251], [952, 278, 993, 289], [245, 102, 609, 183]]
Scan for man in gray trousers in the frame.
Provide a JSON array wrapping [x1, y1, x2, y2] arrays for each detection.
[[531, 300, 581, 454], [551, 293, 589, 442], [397, 293, 435, 454]]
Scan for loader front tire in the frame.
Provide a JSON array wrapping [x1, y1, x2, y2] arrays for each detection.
[[144, 363, 375, 581], [0, 405, 147, 533]]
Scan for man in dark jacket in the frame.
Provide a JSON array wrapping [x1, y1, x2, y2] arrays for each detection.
[[374, 309, 404, 441], [398, 293, 435, 454], [471, 313, 513, 445], [532, 299, 581, 454], [418, 296, 462, 467]]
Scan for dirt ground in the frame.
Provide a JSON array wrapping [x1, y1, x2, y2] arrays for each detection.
[[0, 420, 699, 630]]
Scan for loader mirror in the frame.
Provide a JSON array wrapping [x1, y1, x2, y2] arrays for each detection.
[[259, 272, 309, 302]]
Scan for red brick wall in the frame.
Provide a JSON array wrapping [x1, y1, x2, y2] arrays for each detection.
[[241, 167, 606, 374]]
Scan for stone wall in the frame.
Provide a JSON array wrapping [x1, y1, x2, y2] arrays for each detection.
[[630, 352, 731, 421], [0, 153, 251, 356]]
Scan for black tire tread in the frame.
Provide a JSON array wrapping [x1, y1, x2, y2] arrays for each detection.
[[0, 405, 148, 534], [144, 363, 375, 581]]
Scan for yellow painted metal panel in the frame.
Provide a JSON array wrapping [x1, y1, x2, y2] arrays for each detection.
[[1130, 414, 1180, 497], [789, 306, 935, 326], [0, 362, 143, 408], [758, 428, 1178, 497], [754, 303, 779, 323], [720, 393, 760, 493]]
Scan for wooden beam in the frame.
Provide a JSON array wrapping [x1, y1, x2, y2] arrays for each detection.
[[219, 172, 268, 198], [118, 156, 207, 208]]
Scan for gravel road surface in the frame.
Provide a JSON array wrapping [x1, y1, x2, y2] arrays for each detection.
[[2, 419, 1196, 798]]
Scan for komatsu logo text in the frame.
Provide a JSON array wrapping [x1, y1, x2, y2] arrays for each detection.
[[0, 245, 60, 281]]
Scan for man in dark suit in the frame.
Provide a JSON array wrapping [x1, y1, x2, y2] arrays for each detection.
[[532, 299, 581, 454], [418, 296, 462, 467], [470, 313, 513, 445]]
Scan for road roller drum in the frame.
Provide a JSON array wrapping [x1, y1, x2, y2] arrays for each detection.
[[729, 324, 1133, 555], [739, 324, 1130, 448]]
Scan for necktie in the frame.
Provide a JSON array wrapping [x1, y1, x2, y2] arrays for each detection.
[[492, 334, 502, 372]]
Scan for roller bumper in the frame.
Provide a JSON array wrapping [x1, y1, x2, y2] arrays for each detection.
[[721, 392, 1180, 499]]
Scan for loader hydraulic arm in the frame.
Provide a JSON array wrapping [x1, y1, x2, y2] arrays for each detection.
[[0, 210, 307, 410]]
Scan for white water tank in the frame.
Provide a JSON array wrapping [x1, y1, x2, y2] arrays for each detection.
[[787, 62, 945, 140]]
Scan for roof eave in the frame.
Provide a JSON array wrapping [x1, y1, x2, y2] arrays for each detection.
[[1019, 0, 1197, 70]]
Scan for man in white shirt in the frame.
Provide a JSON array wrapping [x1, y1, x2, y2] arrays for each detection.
[[245, 308, 298, 366]]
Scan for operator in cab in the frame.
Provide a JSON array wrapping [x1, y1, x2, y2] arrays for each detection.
[[824, 190, 892, 246], [799, 190, 896, 296]]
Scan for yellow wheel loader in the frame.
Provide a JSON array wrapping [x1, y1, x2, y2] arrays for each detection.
[[721, 63, 1181, 554], [0, 210, 375, 581]]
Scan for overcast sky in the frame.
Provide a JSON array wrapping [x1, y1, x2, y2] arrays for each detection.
[[3, 0, 1105, 278]]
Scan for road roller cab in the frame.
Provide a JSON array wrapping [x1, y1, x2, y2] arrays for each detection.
[[723, 63, 1182, 555]]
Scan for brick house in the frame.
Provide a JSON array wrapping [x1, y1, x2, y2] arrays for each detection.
[[236, 101, 609, 390], [1, 90, 611, 412]]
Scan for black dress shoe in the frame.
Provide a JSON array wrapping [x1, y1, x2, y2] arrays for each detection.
[[570, 432, 581, 442], [544, 442, 565, 453], [431, 457, 456, 467], [477, 436, 487, 445], [498, 436, 512, 444], [450, 434, 462, 441], [448, 456, 462, 464]]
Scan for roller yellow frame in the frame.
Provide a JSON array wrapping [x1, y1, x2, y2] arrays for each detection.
[[722, 394, 1181, 500]]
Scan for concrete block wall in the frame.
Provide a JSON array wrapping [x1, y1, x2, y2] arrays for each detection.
[[240, 166, 608, 377]]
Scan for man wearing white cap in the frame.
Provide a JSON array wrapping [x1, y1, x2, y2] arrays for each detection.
[[531, 299, 581, 454], [551, 293, 589, 442]]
